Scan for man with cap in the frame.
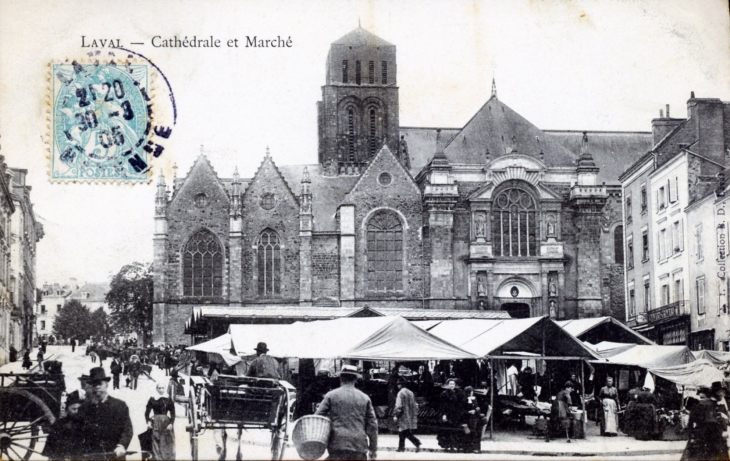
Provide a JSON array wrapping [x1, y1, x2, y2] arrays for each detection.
[[79, 367, 133, 459], [247, 342, 281, 379], [315, 364, 378, 460], [393, 378, 421, 452]]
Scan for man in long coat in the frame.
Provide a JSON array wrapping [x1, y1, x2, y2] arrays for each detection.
[[316, 365, 378, 460], [79, 367, 133, 459], [393, 379, 421, 452]]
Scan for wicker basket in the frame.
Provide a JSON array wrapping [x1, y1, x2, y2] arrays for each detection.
[[292, 415, 331, 460]]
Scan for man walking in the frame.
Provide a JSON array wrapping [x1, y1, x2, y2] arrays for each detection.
[[315, 365, 378, 460], [393, 379, 421, 452], [247, 342, 281, 379], [70, 338, 76, 353], [110, 356, 122, 390], [79, 367, 133, 459]]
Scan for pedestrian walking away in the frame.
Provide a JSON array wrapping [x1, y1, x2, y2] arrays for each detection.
[[145, 381, 176, 460], [247, 342, 281, 379], [70, 338, 76, 353], [393, 379, 421, 452], [36, 348, 44, 367], [21, 349, 32, 369], [79, 367, 133, 460], [110, 356, 123, 390], [315, 364, 378, 460]]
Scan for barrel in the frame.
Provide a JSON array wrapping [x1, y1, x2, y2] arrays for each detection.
[[291, 415, 331, 460]]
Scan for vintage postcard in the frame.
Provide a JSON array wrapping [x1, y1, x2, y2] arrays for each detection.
[[0, 1, 729, 460]]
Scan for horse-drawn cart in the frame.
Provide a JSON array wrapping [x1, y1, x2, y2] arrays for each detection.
[[0, 370, 65, 460], [186, 375, 290, 461]]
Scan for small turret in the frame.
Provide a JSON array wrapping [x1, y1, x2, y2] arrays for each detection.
[[576, 132, 599, 186], [155, 170, 168, 216], [230, 166, 241, 219]]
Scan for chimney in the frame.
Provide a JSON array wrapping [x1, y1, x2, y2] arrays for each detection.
[[686, 95, 725, 170], [651, 103, 684, 147]]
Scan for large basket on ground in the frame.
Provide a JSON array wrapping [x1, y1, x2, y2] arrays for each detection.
[[292, 415, 331, 460]]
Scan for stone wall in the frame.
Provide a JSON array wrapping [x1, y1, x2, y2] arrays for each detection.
[[165, 158, 230, 304], [311, 235, 340, 301], [240, 158, 301, 303], [348, 148, 425, 303]]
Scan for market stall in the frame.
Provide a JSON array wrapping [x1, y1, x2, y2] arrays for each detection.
[[557, 317, 654, 345], [422, 317, 599, 441], [187, 333, 241, 367], [692, 349, 730, 368]]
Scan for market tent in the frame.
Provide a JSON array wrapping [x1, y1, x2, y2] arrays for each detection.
[[693, 349, 730, 367], [228, 324, 303, 357], [593, 343, 695, 368], [423, 317, 599, 358], [230, 316, 478, 360], [187, 333, 241, 366], [557, 317, 654, 345], [647, 359, 725, 387], [585, 341, 638, 358]]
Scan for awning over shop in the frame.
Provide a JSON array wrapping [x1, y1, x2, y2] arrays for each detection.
[[421, 317, 599, 359], [229, 316, 479, 360], [186, 333, 241, 366], [591, 342, 695, 368], [648, 359, 725, 387], [693, 349, 730, 366], [557, 317, 654, 345]]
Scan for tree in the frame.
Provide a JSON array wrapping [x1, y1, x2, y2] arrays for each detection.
[[106, 262, 153, 344], [89, 307, 113, 339], [53, 299, 93, 341]]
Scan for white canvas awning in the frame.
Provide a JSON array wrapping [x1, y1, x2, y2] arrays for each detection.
[[229, 316, 478, 360], [422, 317, 599, 359], [187, 333, 241, 366], [590, 342, 695, 368], [648, 359, 725, 387]]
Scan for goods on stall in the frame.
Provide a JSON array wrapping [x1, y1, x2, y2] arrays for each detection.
[[292, 415, 331, 460]]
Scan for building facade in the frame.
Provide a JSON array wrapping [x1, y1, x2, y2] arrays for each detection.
[[621, 96, 730, 347], [153, 27, 652, 344], [9, 168, 43, 351], [0, 157, 14, 365], [37, 280, 79, 339]]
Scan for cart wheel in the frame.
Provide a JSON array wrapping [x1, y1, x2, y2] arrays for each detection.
[[0, 388, 55, 461], [187, 389, 199, 461], [271, 396, 288, 461]]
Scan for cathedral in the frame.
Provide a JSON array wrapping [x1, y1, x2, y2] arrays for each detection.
[[153, 27, 653, 344]]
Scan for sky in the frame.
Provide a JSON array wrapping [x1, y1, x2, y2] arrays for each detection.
[[0, 0, 729, 285]]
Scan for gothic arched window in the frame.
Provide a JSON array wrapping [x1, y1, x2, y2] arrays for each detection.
[[614, 225, 624, 264], [492, 188, 538, 257], [183, 229, 223, 297], [367, 210, 403, 292], [257, 229, 281, 297]]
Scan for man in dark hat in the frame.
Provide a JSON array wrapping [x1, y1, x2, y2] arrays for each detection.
[[43, 390, 85, 460], [247, 342, 281, 379], [79, 367, 133, 459], [316, 364, 378, 460]]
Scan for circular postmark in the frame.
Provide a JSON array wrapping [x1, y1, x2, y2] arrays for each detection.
[[51, 60, 152, 182]]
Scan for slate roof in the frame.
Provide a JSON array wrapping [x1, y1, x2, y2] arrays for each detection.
[[545, 130, 653, 185], [443, 96, 577, 168], [278, 164, 359, 232], [400, 127, 460, 174], [69, 282, 109, 303], [332, 27, 393, 47]]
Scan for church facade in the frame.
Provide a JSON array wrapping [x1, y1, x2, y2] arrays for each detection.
[[153, 27, 653, 344]]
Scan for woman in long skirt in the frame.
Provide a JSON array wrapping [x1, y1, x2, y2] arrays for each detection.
[[599, 377, 620, 436], [145, 381, 176, 460]]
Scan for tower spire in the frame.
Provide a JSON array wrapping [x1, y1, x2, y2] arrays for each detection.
[[491, 76, 497, 98]]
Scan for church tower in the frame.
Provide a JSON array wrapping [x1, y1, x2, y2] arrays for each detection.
[[318, 26, 400, 175]]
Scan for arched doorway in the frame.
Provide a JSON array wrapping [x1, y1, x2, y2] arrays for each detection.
[[501, 302, 531, 319]]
